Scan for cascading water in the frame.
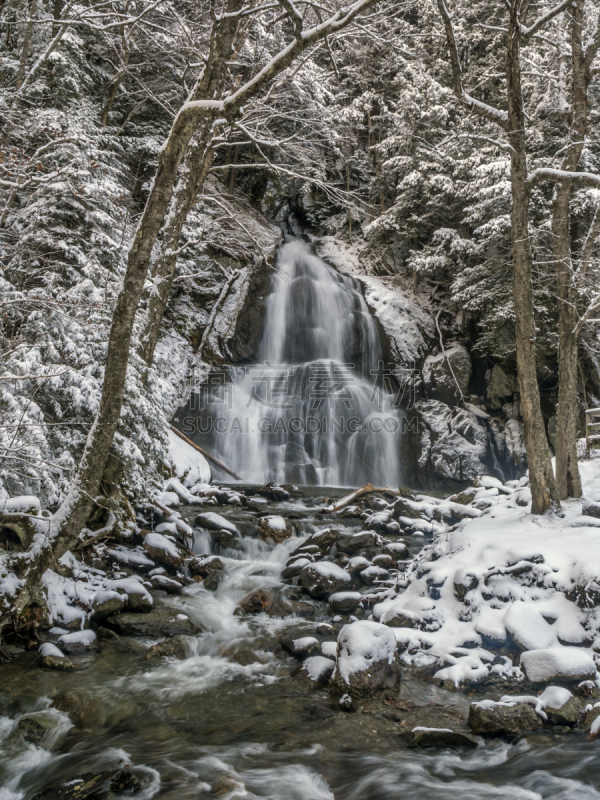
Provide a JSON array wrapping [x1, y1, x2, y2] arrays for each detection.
[[193, 239, 403, 487]]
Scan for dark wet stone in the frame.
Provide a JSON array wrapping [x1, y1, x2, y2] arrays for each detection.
[[39, 654, 75, 671], [52, 692, 106, 728], [337, 531, 380, 554], [468, 701, 541, 736], [143, 635, 189, 661], [300, 563, 352, 599], [188, 555, 225, 578], [305, 527, 340, 552], [409, 727, 478, 748], [32, 771, 115, 800], [91, 592, 125, 621], [237, 588, 273, 614], [18, 713, 61, 745], [545, 696, 581, 726], [203, 569, 224, 591], [280, 635, 320, 660], [107, 609, 201, 638], [125, 591, 154, 613]]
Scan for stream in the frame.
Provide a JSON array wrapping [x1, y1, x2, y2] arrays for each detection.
[[1, 489, 599, 799]]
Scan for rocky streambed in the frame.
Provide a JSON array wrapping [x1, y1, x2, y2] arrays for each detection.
[[1, 482, 600, 799]]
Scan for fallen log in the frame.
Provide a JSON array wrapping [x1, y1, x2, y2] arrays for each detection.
[[169, 424, 242, 481], [323, 483, 414, 514]]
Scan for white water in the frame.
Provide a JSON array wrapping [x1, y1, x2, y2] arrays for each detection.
[[199, 240, 403, 487]]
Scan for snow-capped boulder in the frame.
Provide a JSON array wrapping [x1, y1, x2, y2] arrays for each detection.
[[300, 562, 352, 599], [144, 532, 183, 570], [468, 699, 541, 736], [520, 648, 597, 683], [258, 515, 293, 543], [330, 620, 401, 698], [299, 656, 336, 688]]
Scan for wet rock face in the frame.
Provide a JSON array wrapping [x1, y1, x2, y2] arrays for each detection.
[[188, 555, 225, 578], [468, 701, 541, 736], [544, 695, 581, 727], [423, 344, 472, 405]]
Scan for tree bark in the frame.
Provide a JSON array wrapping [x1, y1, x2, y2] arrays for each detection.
[[553, 0, 588, 499], [506, 1, 558, 514], [14, 0, 37, 91]]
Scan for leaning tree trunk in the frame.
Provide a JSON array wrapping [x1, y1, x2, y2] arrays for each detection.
[[139, 127, 217, 366], [506, 4, 558, 514]]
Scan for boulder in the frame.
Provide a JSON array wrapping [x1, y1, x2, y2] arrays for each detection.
[[91, 591, 125, 621], [541, 688, 580, 726], [280, 635, 320, 660], [329, 591, 362, 614], [143, 532, 183, 570], [330, 620, 401, 698], [258, 515, 293, 543], [143, 635, 190, 661], [305, 527, 340, 552], [38, 642, 74, 671], [194, 512, 239, 534], [203, 569, 224, 591], [409, 727, 477, 748], [298, 656, 336, 688], [423, 344, 472, 405], [359, 565, 390, 585], [520, 647, 596, 683], [336, 531, 381, 554], [52, 692, 106, 729], [188, 555, 224, 578], [18, 712, 63, 745], [581, 704, 600, 736], [300, 562, 352, 599], [504, 602, 558, 651], [281, 557, 312, 580], [149, 574, 183, 595], [107, 609, 201, 638], [237, 588, 273, 614], [582, 501, 600, 519], [468, 700, 541, 736]]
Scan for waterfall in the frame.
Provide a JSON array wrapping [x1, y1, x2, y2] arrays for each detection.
[[189, 240, 403, 487]]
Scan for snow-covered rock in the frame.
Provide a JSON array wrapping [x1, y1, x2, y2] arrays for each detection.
[[300, 562, 352, 599], [520, 648, 597, 683], [330, 620, 401, 697]]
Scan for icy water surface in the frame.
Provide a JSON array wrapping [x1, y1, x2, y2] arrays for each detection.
[[1, 490, 599, 799]]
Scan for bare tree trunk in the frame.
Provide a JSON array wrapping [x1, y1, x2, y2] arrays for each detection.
[[14, 0, 37, 90], [506, 1, 558, 514], [139, 128, 214, 366], [554, 0, 589, 499], [51, 2, 246, 554]]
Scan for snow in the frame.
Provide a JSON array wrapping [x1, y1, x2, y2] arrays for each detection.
[[370, 456, 600, 686], [144, 532, 180, 559], [58, 629, 97, 648], [303, 656, 335, 681], [291, 637, 318, 652], [39, 642, 64, 658], [520, 648, 597, 683], [321, 641, 338, 658], [504, 602, 558, 651], [328, 591, 362, 604], [335, 620, 397, 682], [312, 562, 351, 581], [262, 515, 287, 531], [0, 496, 40, 514], [475, 686, 573, 721], [195, 512, 239, 534], [167, 429, 212, 487]]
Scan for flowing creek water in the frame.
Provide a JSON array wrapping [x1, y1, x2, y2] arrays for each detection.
[[1, 489, 599, 799]]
